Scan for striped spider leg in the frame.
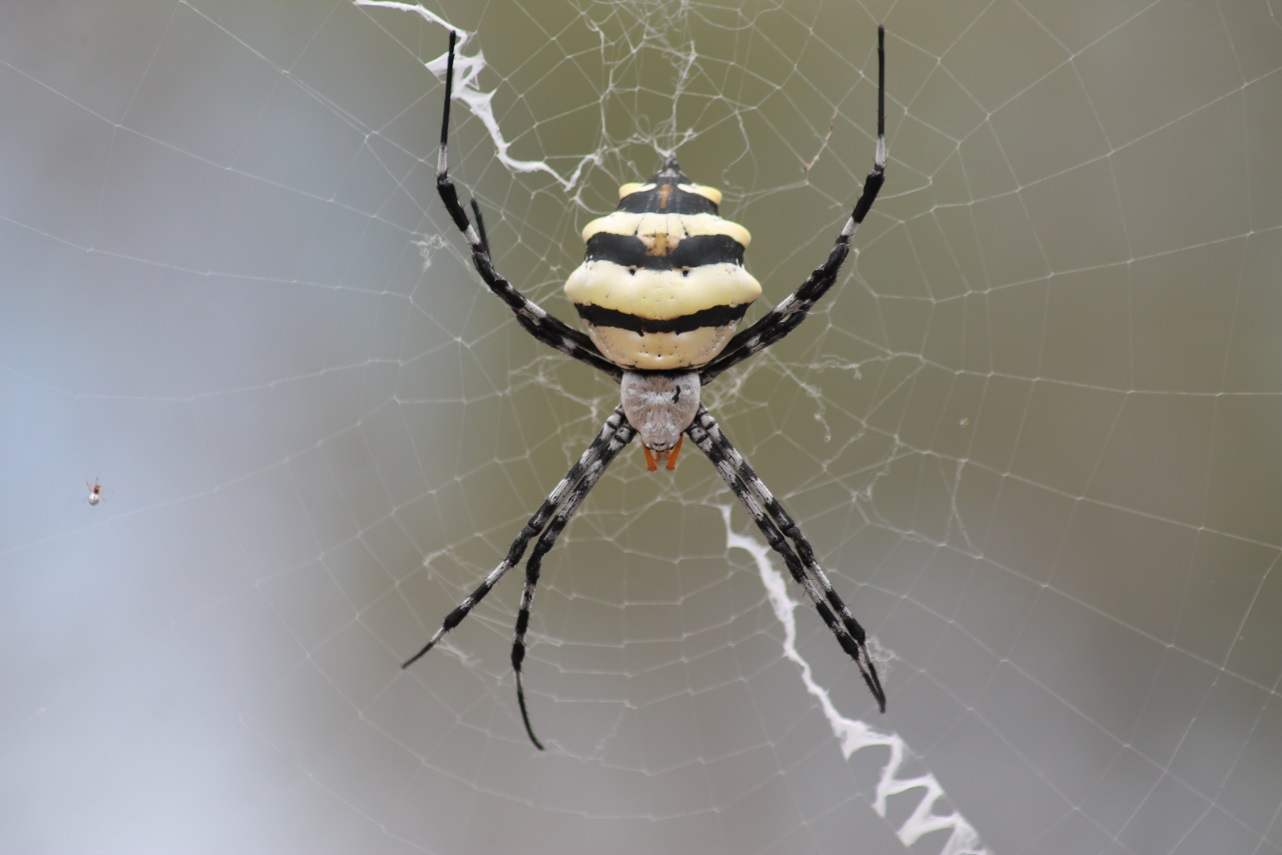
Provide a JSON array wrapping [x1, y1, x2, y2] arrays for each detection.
[[686, 408, 885, 710], [701, 25, 885, 384], [403, 408, 635, 749], [432, 31, 621, 381]]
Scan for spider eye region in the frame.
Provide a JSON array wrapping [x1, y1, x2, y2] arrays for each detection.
[[565, 167, 761, 371]]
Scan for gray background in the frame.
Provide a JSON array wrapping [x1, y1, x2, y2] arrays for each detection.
[[4, 1, 1281, 853]]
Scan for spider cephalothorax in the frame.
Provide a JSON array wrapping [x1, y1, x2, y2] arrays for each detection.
[[619, 370, 701, 470], [405, 27, 888, 750]]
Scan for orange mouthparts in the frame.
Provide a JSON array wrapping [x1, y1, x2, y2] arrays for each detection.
[[642, 435, 684, 472]]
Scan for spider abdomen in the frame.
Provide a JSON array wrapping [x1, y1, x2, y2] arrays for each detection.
[[565, 161, 761, 370]]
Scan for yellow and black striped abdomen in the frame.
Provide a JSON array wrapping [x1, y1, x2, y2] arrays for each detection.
[[564, 161, 761, 371]]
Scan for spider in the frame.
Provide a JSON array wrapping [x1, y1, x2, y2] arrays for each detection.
[[85, 477, 105, 506], [404, 27, 888, 749]]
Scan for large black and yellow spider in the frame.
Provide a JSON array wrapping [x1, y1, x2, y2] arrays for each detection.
[[405, 28, 887, 749]]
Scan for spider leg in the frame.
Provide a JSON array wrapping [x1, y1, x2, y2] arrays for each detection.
[[511, 411, 636, 749], [700, 26, 886, 385], [686, 407, 886, 712], [436, 31, 620, 380], [469, 197, 491, 257], [402, 407, 630, 672]]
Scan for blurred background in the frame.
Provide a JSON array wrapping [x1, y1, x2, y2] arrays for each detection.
[[3, 1, 1281, 852]]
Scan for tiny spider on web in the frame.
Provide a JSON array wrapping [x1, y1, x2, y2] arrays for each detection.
[[85, 477, 106, 506], [404, 26, 889, 750]]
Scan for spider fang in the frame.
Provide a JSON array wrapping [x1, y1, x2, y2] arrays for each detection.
[[643, 435, 684, 471]]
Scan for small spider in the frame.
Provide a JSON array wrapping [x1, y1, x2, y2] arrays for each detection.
[[85, 477, 105, 506], [405, 27, 888, 749]]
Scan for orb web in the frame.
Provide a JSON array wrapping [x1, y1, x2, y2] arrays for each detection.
[[4, 1, 1281, 853]]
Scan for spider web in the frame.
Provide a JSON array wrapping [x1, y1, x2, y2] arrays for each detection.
[[4, 0, 1282, 852]]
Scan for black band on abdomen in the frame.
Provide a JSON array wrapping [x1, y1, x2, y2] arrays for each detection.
[[585, 233, 746, 270], [573, 302, 750, 334]]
